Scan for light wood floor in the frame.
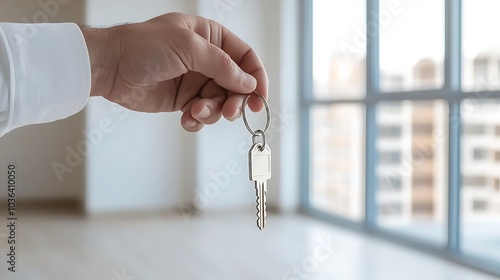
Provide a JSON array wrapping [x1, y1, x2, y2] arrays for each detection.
[[0, 210, 498, 280]]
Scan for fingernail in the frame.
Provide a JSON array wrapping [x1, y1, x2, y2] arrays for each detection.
[[186, 119, 198, 128], [242, 74, 257, 91], [228, 109, 240, 122], [197, 106, 211, 119]]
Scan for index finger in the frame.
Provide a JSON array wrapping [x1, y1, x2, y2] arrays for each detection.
[[197, 18, 269, 112]]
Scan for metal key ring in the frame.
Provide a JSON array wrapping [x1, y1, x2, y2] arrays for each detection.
[[242, 91, 271, 136], [252, 129, 266, 151]]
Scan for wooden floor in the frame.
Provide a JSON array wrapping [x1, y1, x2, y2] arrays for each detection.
[[0, 210, 498, 280]]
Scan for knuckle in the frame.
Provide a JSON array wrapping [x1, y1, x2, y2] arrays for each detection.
[[181, 33, 203, 70], [219, 53, 236, 75]]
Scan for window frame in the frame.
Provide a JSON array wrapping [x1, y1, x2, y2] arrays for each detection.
[[300, 0, 500, 276]]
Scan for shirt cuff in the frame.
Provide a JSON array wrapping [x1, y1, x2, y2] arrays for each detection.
[[0, 23, 91, 134]]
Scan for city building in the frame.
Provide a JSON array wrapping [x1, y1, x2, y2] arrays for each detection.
[[313, 52, 500, 225]]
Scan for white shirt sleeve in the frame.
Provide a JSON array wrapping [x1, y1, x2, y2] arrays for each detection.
[[0, 23, 91, 138]]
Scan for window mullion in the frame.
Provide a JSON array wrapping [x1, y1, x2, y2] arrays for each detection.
[[444, 0, 462, 91], [365, 0, 380, 228], [366, 0, 380, 94], [445, 0, 462, 253], [300, 0, 313, 210]]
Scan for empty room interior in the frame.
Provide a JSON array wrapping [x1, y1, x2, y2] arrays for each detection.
[[0, 0, 499, 279]]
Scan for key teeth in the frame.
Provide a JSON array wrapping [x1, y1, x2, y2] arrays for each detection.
[[256, 189, 267, 230], [256, 198, 264, 219]]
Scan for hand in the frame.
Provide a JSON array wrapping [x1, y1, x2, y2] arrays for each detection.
[[81, 12, 268, 132]]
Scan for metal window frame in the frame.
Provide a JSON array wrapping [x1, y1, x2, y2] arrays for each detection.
[[300, 0, 500, 276]]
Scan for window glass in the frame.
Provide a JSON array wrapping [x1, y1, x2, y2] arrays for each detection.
[[310, 105, 365, 220], [463, 0, 500, 91], [463, 176, 488, 188], [308, 0, 500, 273], [463, 125, 486, 135], [376, 100, 448, 245], [495, 126, 500, 136], [472, 148, 488, 161], [379, 125, 402, 138], [380, 0, 445, 91], [379, 151, 402, 165], [461, 100, 500, 263], [313, 0, 366, 98]]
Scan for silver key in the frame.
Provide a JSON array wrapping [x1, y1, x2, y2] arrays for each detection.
[[249, 143, 271, 230]]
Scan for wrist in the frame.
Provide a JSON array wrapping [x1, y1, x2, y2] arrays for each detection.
[[81, 26, 123, 97]]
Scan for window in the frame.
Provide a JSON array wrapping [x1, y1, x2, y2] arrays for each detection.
[[495, 151, 500, 162], [376, 101, 447, 244], [379, 203, 403, 216], [412, 149, 434, 161], [412, 202, 434, 215], [412, 176, 433, 188], [462, 176, 488, 187], [379, 151, 401, 165], [495, 126, 500, 136], [379, 176, 403, 192], [312, 0, 365, 99], [498, 60, 500, 83], [310, 105, 365, 221], [379, 125, 402, 138], [305, 0, 500, 275], [462, 102, 500, 264], [472, 148, 488, 161], [472, 200, 488, 211], [463, 124, 486, 135], [379, 102, 402, 113], [413, 124, 434, 135], [463, 0, 500, 91], [473, 59, 489, 85], [379, 0, 444, 91]]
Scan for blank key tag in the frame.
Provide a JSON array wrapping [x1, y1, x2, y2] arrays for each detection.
[[249, 143, 271, 180]]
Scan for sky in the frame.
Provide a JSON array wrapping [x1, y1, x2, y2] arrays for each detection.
[[313, 0, 500, 79]]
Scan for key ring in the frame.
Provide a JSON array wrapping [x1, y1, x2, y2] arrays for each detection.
[[252, 129, 266, 151], [242, 91, 271, 136]]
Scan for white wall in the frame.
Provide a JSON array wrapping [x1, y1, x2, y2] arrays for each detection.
[[0, 0, 87, 201], [84, 0, 198, 213], [193, 0, 301, 213]]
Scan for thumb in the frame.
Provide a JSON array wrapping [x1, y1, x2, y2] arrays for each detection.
[[188, 35, 257, 93]]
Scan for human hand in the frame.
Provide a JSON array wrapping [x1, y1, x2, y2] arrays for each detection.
[[81, 12, 268, 132]]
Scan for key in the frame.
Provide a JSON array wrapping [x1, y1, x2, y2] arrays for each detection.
[[249, 143, 272, 230]]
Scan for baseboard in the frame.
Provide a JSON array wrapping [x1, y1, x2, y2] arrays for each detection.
[[85, 208, 180, 219], [0, 198, 84, 216]]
